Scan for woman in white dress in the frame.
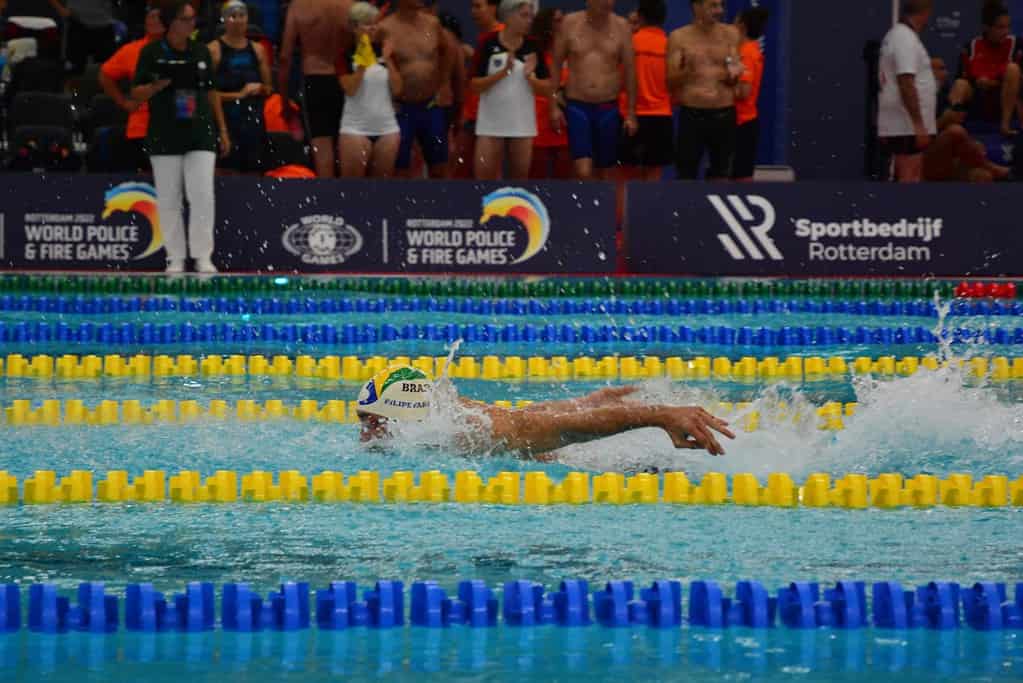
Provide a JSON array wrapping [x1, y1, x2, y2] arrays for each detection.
[[471, 0, 553, 179], [338, 2, 403, 177]]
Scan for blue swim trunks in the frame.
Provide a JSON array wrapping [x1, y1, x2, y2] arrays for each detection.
[[565, 100, 621, 169], [395, 100, 449, 169]]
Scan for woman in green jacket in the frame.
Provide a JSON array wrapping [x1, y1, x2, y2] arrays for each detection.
[[132, 0, 230, 273]]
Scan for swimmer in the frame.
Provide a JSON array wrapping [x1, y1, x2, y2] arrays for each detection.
[[377, 0, 454, 178], [549, 0, 638, 180], [355, 365, 735, 458]]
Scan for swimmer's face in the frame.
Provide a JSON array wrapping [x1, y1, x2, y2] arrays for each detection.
[[585, 0, 614, 16], [693, 0, 724, 24], [356, 19, 380, 41], [358, 413, 391, 442], [471, 0, 497, 29], [506, 3, 535, 34], [986, 14, 1011, 44], [144, 7, 165, 38], [627, 10, 640, 32], [224, 7, 248, 34]]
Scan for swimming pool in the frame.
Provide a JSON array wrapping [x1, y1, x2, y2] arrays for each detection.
[[0, 275, 1021, 680]]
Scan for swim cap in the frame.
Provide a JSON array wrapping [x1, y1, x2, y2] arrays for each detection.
[[356, 365, 433, 421]]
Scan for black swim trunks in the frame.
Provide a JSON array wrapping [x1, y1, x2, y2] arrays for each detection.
[[303, 74, 344, 139], [675, 105, 737, 179]]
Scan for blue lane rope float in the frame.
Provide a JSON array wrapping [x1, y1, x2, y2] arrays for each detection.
[[0, 321, 1018, 346], [3, 579, 1022, 634], [1, 294, 1020, 319]]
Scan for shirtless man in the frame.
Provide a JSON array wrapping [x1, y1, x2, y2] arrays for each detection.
[[279, 0, 351, 177], [550, 0, 637, 180], [667, 0, 744, 180], [378, 0, 454, 178], [355, 365, 734, 458]]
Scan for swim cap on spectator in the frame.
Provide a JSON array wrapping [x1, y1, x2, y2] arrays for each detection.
[[222, 0, 247, 18], [356, 365, 433, 421]]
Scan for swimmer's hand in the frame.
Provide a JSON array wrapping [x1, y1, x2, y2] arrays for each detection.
[[654, 407, 734, 456]]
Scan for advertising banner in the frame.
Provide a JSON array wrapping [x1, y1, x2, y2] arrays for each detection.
[[625, 182, 1023, 276], [0, 175, 616, 274]]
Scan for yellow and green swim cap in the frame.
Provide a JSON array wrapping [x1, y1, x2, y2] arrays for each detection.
[[356, 365, 433, 421]]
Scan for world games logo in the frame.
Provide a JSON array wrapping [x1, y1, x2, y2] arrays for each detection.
[[102, 182, 164, 260], [479, 187, 550, 264]]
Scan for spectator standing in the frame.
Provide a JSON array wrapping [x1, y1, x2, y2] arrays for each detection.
[[950, 0, 1021, 137], [47, 0, 117, 74], [877, 0, 936, 183], [98, 4, 165, 172], [377, 0, 454, 178], [471, 0, 551, 179], [550, 0, 637, 180], [132, 0, 229, 273], [529, 8, 571, 179], [453, 0, 500, 177], [278, 0, 350, 177], [667, 0, 743, 180], [338, 2, 402, 177], [731, 6, 768, 181], [208, 0, 272, 174], [617, 0, 672, 182]]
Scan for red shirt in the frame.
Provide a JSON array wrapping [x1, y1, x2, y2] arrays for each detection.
[[100, 37, 157, 140], [960, 35, 1022, 82]]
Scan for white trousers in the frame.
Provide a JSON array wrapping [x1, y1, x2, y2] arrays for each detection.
[[150, 151, 217, 262]]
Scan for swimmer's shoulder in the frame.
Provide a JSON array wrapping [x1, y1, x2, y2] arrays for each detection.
[[561, 11, 583, 29], [669, 25, 693, 43]]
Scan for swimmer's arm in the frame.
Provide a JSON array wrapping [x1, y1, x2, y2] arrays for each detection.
[[549, 17, 568, 96], [277, 9, 297, 107], [896, 73, 927, 134], [619, 20, 637, 120], [484, 404, 734, 456], [666, 31, 685, 90], [339, 65, 368, 97]]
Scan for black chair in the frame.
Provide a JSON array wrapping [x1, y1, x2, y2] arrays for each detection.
[[8, 58, 64, 98], [83, 94, 128, 140], [6, 126, 82, 172], [265, 131, 310, 169], [8, 92, 76, 139], [87, 124, 149, 173], [69, 64, 105, 110]]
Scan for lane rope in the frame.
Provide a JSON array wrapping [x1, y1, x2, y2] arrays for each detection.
[[3, 576, 1021, 632], [2, 353, 1019, 382], [2, 469, 1019, 508]]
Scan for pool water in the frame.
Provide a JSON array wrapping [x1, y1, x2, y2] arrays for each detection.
[[1, 282, 1022, 680]]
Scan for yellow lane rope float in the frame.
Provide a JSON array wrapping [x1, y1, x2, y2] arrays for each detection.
[[1, 399, 857, 432], [1, 353, 1020, 382], [1, 469, 1019, 508]]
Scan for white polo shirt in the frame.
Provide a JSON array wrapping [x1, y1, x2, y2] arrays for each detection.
[[878, 22, 937, 137]]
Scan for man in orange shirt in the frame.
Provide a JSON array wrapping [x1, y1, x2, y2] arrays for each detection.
[[97, 4, 165, 172], [731, 6, 768, 181], [618, 0, 672, 181]]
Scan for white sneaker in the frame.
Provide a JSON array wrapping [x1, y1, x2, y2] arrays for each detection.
[[195, 257, 218, 274], [165, 259, 185, 274]]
